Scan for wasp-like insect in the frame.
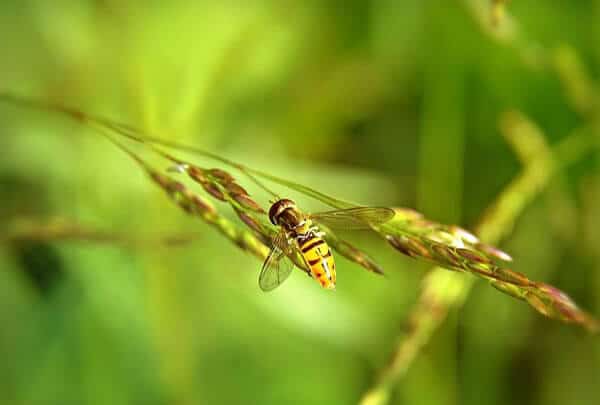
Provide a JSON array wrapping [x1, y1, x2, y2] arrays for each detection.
[[260, 199, 394, 291]]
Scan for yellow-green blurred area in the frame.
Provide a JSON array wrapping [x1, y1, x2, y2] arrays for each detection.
[[1, 1, 600, 404]]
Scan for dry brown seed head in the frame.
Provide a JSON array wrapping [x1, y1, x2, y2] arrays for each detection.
[[354, 254, 384, 275], [236, 210, 265, 235], [172, 190, 194, 213], [385, 235, 414, 257], [190, 195, 217, 215], [224, 182, 248, 196], [186, 166, 208, 183], [208, 168, 235, 183], [149, 172, 171, 189], [497, 268, 532, 287], [334, 240, 384, 275], [465, 262, 493, 276], [525, 294, 550, 317], [490, 280, 523, 300], [166, 180, 187, 195], [406, 238, 431, 259], [201, 183, 226, 201], [431, 244, 461, 266], [456, 248, 492, 264], [336, 240, 360, 255], [232, 193, 265, 213]]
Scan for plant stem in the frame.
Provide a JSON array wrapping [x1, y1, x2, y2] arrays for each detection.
[[1, 217, 202, 248]]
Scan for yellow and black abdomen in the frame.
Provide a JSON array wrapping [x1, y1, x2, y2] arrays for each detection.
[[298, 235, 336, 289]]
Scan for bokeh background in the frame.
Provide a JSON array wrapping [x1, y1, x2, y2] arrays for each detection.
[[1, 1, 599, 404]]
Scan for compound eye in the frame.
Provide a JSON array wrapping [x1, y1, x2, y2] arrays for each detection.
[[268, 199, 296, 226], [269, 215, 278, 225]]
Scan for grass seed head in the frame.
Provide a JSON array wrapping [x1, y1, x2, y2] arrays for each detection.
[[455, 248, 492, 265], [207, 168, 236, 183], [335, 240, 385, 275], [231, 193, 265, 213], [12, 89, 590, 332]]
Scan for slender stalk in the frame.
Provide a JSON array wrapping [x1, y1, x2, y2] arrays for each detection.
[[1, 217, 202, 248]]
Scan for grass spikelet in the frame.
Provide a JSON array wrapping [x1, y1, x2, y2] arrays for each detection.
[[359, 114, 600, 405], [97, 133, 271, 262], [22, 93, 378, 278], [0, 92, 597, 330], [375, 207, 597, 330], [117, 134, 381, 278], [487, 280, 600, 332], [321, 225, 385, 275]]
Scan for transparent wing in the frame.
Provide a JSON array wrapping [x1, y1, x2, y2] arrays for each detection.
[[258, 230, 294, 292], [309, 207, 395, 230]]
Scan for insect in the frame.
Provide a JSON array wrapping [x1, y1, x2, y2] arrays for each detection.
[[0, 93, 396, 291], [259, 199, 395, 291]]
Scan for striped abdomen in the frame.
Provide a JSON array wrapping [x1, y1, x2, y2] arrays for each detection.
[[297, 235, 336, 290]]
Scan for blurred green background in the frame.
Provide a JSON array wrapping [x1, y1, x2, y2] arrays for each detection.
[[1, 1, 599, 404]]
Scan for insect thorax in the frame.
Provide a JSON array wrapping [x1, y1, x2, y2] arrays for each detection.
[[269, 199, 314, 237], [293, 220, 312, 236]]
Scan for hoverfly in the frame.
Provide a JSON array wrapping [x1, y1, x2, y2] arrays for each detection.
[[260, 199, 395, 291]]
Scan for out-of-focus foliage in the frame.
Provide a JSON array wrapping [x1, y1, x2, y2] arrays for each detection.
[[1, 1, 599, 405]]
